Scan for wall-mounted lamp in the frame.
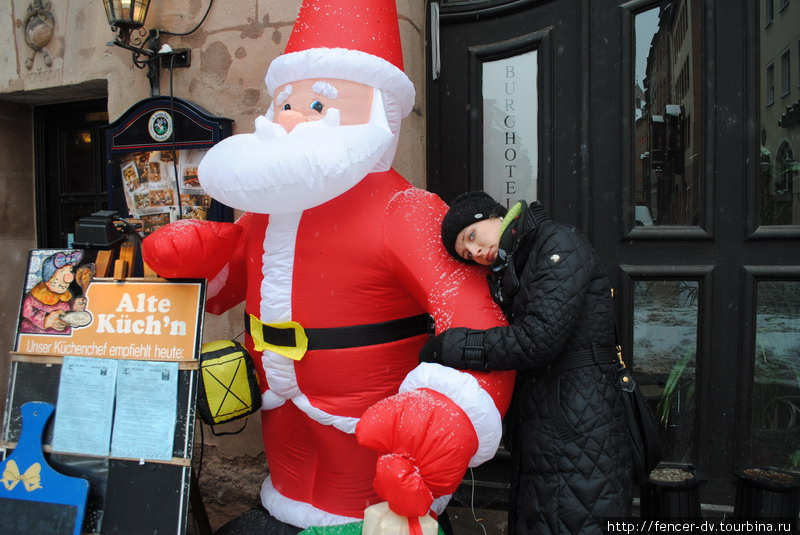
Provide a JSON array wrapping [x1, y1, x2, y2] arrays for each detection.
[[102, 0, 192, 96]]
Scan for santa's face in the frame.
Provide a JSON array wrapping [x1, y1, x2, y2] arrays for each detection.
[[198, 78, 395, 214], [272, 78, 374, 130]]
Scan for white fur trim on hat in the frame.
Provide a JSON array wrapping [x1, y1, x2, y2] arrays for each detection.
[[266, 48, 415, 118]]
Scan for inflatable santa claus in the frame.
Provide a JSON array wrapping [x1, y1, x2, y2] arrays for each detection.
[[143, 0, 514, 531]]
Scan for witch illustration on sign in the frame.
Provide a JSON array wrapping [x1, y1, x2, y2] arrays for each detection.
[[19, 250, 95, 335], [143, 0, 515, 533]]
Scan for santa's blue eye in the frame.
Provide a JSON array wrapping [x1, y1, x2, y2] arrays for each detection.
[[282, 103, 291, 111], [310, 100, 324, 113]]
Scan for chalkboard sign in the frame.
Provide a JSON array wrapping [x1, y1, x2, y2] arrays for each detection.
[[0, 497, 78, 535]]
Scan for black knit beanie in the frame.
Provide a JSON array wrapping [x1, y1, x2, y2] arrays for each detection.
[[441, 191, 508, 262]]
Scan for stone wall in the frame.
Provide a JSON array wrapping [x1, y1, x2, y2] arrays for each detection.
[[0, 101, 35, 418]]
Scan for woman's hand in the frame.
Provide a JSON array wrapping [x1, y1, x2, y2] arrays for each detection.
[[418, 328, 488, 370], [417, 335, 444, 365]]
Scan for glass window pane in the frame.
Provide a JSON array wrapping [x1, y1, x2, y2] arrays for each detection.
[[766, 63, 776, 106], [633, 1, 702, 227], [759, 3, 799, 225], [781, 49, 791, 97], [482, 50, 538, 209], [751, 281, 800, 469], [633, 280, 698, 464]]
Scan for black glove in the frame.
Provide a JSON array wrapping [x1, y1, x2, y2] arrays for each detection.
[[419, 328, 488, 371], [418, 334, 445, 364]]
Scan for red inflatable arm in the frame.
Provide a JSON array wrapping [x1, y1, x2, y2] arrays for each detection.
[[354, 186, 515, 517], [142, 219, 243, 279], [383, 188, 515, 415]]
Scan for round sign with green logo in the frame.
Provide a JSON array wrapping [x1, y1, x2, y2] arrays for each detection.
[[148, 111, 173, 142]]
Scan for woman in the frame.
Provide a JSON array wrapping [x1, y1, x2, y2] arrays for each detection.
[[420, 191, 632, 535], [19, 250, 87, 334]]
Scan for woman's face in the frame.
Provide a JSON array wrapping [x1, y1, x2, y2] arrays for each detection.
[[46, 265, 74, 294], [454, 217, 503, 266]]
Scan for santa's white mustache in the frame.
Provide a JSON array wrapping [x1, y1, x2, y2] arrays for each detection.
[[198, 100, 394, 214]]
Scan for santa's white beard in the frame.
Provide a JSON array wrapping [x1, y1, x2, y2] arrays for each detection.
[[198, 101, 394, 214]]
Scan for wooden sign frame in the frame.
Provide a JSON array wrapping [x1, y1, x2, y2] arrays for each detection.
[[2, 248, 206, 535]]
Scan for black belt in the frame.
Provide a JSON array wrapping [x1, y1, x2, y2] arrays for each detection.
[[548, 346, 619, 374], [245, 312, 432, 351]]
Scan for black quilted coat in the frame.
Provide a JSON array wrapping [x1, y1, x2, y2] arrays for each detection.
[[425, 201, 632, 534]]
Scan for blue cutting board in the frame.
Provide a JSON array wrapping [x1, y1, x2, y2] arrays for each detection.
[[0, 402, 89, 535]]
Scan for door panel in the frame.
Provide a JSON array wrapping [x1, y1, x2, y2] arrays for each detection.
[[35, 100, 109, 248], [428, 0, 800, 507], [741, 272, 800, 471], [428, 0, 579, 222]]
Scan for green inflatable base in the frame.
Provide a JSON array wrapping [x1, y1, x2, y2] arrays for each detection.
[[300, 520, 445, 535]]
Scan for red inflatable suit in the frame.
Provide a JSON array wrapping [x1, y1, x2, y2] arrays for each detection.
[[143, 0, 514, 528]]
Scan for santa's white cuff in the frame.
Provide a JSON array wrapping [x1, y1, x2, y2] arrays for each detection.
[[399, 362, 502, 467]]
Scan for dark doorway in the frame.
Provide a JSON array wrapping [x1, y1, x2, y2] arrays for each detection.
[[35, 99, 109, 248], [427, 0, 800, 507]]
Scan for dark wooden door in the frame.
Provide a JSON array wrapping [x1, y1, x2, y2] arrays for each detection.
[[428, 0, 800, 506], [35, 99, 109, 248]]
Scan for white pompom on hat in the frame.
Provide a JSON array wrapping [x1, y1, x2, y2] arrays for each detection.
[[265, 0, 415, 120]]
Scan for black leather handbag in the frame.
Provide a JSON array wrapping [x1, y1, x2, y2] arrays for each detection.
[[617, 347, 662, 484]]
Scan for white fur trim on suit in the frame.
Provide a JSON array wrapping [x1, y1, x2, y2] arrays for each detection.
[[399, 363, 502, 467], [260, 213, 300, 400], [291, 395, 360, 434], [261, 476, 361, 528], [260, 212, 299, 323]]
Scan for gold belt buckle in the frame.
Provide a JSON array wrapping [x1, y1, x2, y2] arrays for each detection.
[[248, 314, 309, 361]]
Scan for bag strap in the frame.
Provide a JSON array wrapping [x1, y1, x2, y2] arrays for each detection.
[[610, 288, 658, 402], [208, 419, 248, 437], [610, 288, 637, 393], [611, 287, 627, 368]]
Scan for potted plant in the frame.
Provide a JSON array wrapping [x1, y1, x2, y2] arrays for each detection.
[[656, 351, 695, 427], [640, 463, 703, 520], [733, 467, 800, 520]]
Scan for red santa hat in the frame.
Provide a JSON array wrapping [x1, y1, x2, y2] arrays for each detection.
[[265, 0, 415, 119]]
